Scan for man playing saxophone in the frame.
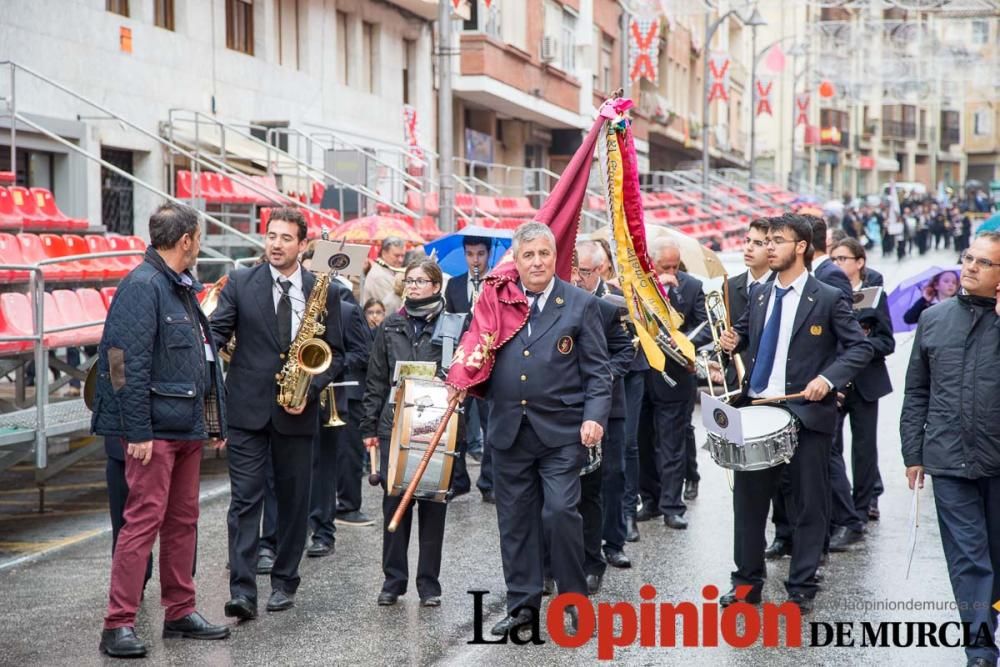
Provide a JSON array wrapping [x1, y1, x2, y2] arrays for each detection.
[[209, 207, 345, 620]]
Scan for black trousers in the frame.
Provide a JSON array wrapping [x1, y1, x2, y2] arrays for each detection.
[[601, 417, 627, 552], [932, 475, 1000, 663], [771, 469, 795, 542], [377, 437, 447, 598], [684, 385, 700, 483], [309, 422, 341, 546], [580, 466, 605, 577], [651, 397, 693, 517], [830, 405, 866, 534], [227, 424, 313, 605], [474, 398, 494, 494], [622, 371, 645, 518], [493, 418, 588, 613], [335, 400, 364, 515], [732, 427, 832, 598], [842, 389, 882, 517], [637, 390, 660, 512]]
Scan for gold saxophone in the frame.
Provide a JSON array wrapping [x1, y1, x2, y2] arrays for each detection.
[[275, 271, 334, 410]]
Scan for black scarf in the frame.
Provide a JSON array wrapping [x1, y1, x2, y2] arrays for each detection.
[[404, 294, 445, 322], [958, 293, 998, 310]]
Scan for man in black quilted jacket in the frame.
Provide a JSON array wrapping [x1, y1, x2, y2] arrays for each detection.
[[91, 203, 229, 658], [901, 232, 1000, 667]]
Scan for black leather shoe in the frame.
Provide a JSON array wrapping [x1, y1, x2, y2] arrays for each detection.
[[967, 658, 994, 667], [683, 480, 699, 501], [764, 538, 792, 560], [636, 505, 661, 522], [542, 578, 555, 596], [257, 552, 275, 575], [99, 627, 147, 658], [625, 516, 640, 542], [163, 611, 230, 640], [586, 573, 603, 595], [306, 539, 333, 558], [828, 526, 864, 552], [420, 596, 441, 607], [377, 591, 399, 606], [663, 514, 688, 530], [786, 592, 815, 614], [604, 549, 631, 569], [266, 590, 295, 612], [720, 585, 762, 607], [491, 608, 535, 637], [481, 489, 495, 504], [224, 596, 257, 621]]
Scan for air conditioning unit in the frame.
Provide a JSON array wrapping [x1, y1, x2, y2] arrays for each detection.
[[541, 35, 559, 63]]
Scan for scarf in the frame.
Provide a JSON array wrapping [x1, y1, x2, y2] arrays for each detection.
[[958, 293, 998, 310], [404, 294, 445, 321]]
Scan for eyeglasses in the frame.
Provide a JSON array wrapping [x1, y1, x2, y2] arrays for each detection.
[[830, 255, 859, 263], [576, 267, 597, 278], [403, 278, 435, 287], [960, 252, 1000, 270]]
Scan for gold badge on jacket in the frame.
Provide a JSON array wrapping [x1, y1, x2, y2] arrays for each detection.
[[810, 324, 823, 336], [557, 336, 574, 354]]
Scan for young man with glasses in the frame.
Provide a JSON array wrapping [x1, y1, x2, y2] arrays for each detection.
[[719, 214, 873, 613], [901, 232, 1000, 667]]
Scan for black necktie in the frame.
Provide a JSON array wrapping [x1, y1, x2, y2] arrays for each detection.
[[525, 290, 542, 336], [277, 278, 292, 350]]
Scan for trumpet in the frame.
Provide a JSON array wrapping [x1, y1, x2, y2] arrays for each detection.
[[319, 384, 346, 428]]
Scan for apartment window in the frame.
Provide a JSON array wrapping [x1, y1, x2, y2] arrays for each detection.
[[336, 11, 348, 85], [501, 0, 526, 50], [403, 39, 415, 104], [362, 22, 376, 93], [974, 109, 992, 136], [226, 0, 254, 55], [560, 7, 577, 72], [106, 0, 129, 17], [154, 0, 174, 30], [483, 0, 501, 40], [276, 0, 300, 69], [601, 34, 614, 93], [972, 20, 989, 45]]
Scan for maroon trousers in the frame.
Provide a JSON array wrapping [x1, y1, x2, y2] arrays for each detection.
[[104, 439, 202, 629]]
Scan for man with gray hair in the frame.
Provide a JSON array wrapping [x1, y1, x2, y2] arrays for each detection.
[[474, 221, 612, 636], [362, 236, 406, 314]]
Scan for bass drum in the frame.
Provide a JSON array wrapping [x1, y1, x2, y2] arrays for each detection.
[[386, 378, 459, 503]]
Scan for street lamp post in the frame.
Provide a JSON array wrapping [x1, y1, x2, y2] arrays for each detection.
[[700, 7, 766, 194], [746, 9, 767, 185]]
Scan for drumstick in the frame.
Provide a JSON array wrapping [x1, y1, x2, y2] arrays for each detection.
[[751, 392, 807, 405], [387, 396, 460, 533], [367, 445, 380, 486]]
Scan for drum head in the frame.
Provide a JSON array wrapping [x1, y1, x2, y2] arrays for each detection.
[[738, 406, 794, 439]]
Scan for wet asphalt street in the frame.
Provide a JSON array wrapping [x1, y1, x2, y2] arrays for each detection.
[[0, 246, 990, 666]]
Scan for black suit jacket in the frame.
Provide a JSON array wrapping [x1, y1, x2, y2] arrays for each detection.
[[733, 275, 873, 433], [646, 271, 711, 403], [594, 293, 635, 420], [850, 276, 894, 402], [444, 273, 470, 314], [865, 268, 884, 288], [339, 300, 371, 408], [725, 270, 774, 374], [813, 257, 854, 305], [596, 279, 649, 373], [209, 263, 345, 436], [485, 278, 612, 450]]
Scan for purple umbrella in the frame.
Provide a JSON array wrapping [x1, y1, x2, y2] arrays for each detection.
[[888, 265, 961, 333]]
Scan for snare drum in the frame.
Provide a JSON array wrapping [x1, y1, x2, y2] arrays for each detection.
[[706, 406, 798, 472], [386, 378, 459, 503]]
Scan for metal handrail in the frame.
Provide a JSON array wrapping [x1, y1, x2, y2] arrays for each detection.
[[295, 128, 424, 193], [167, 110, 418, 219]]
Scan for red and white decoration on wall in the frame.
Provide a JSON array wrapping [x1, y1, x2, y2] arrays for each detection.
[[628, 17, 661, 83], [755, 77, 774, 116], [402, 105, 424, 169], [707, 52, 731, 103], [795, 93, 811, 126]]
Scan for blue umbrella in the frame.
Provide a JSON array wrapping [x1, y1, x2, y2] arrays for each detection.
[[423, 225, 513, 276], [977, 213, 1000, 233], [887, 265, 961, 333]]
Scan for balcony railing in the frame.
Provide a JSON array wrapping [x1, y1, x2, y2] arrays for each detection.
[[882, 120, 916, 140], [941, 126, 961, 148]]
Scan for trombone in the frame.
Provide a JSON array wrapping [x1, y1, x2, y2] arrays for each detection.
[[698, 287, 745, 401]]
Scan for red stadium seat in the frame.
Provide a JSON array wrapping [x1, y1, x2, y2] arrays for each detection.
[[415, 216, 443, 240], [100, 287, 117, 310], [84, 235, 132, 277], [0, 233, 30, 282], [454, 193, 476, 214], [475, 196, 499, 216], [53, 289, 102, 344], [62, 234, 111, 280], [208, 173, 236, 204], [175, 170, 194, 199], [0, 187, 23, 231], [259, 207, 273, 235], [196, 172, 224, 203], [9, 186, 56, 230], [0, 292, 36, 354], [17, 233, 81, 282], [40, 233, 97, 281], [104, 235, 147, 270], [76, 288, 108, 341], [30, 188, 88, 231], [43, 291, 81, 347], [311, 182, 325, 206]]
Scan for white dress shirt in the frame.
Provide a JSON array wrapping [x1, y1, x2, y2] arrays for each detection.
[[750, 269, 809, 399], [522, 277, 555, 336], [746, 269, 767, 294], [270, 264, 305, 338]]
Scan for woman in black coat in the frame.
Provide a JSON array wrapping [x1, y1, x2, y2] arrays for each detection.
[[361, 259, 454, 608]]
